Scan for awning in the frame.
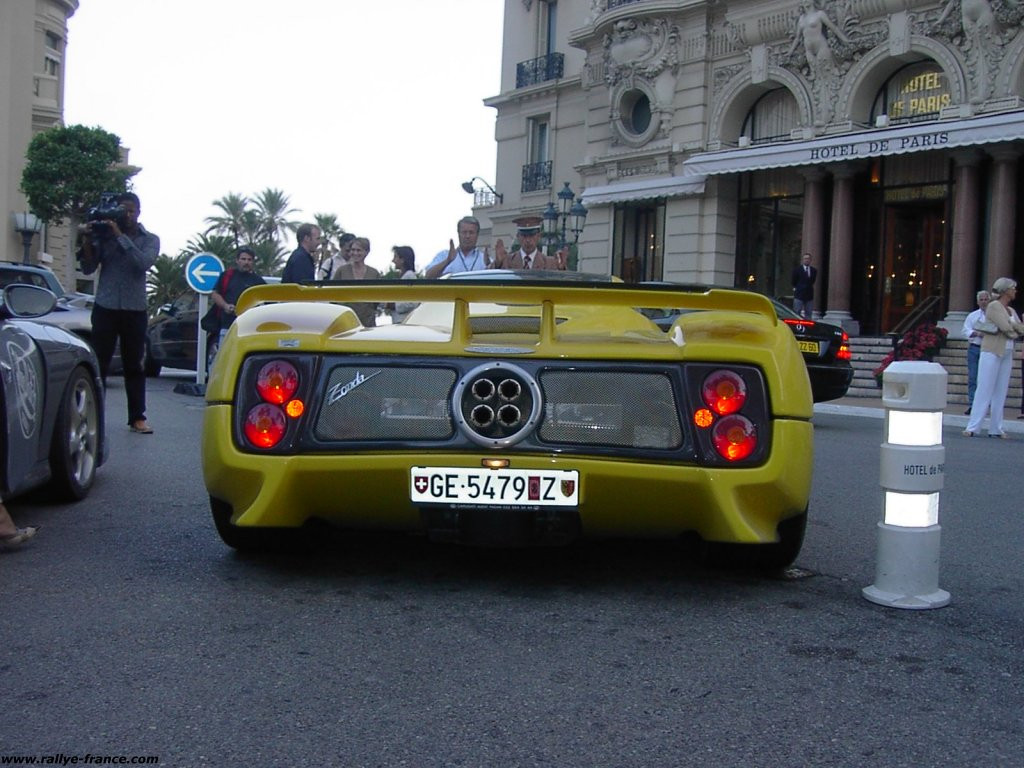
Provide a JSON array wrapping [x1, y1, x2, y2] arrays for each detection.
[[582, 174, 705, 205], [683, 109, 1024, 177]]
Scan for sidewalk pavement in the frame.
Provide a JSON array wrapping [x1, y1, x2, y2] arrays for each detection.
[[815, 395, 1024, 434]]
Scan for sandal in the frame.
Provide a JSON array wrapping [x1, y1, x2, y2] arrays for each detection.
[[0, 526, 39, 550]]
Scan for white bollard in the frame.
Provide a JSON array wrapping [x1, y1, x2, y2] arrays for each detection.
[[862, 361, 950, 610]]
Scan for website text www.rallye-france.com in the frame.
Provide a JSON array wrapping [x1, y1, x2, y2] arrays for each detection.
[[1, 756, 159, 766]]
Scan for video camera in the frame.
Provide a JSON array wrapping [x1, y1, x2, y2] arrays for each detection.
[[87, 193, 127, 236]]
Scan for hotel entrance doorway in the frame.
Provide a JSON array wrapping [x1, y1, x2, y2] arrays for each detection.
[[879, 199, 947, 332]]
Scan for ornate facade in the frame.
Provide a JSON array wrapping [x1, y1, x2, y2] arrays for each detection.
[[485, 0, 1024, 336], [0, 0, 79, 287]]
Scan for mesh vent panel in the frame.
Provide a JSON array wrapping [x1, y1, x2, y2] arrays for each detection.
[[539, 371, 682, 449], [315, 366, 456, 441]]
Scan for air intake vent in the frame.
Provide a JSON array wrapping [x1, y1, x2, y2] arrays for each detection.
[[538, 370, 682, 449], [315, 366, 456, 441]]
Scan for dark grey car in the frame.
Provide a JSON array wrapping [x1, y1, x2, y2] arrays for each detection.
[[0, 284, 106, 501]]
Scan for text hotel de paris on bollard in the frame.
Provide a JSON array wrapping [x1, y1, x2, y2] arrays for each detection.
[[863, 361, 950, 610]]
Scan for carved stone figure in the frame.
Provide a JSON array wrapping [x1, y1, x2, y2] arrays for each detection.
[[786, 0, 852, 72], [933, 0, 1021, 101]]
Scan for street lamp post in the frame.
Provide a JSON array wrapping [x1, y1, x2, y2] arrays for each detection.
[[461, 177, 503, 207], [12, 211, 44, 265], [541, 182, 587, 269]]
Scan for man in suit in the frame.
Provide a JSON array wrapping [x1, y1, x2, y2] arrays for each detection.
[[493, 217, 565, 270], [792, 252, 817, 319]]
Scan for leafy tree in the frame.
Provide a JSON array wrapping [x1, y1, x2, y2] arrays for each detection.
[[20, 124, 138, 224]]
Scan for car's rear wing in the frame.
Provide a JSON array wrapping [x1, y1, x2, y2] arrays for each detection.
[[235, 279, 780, 324]]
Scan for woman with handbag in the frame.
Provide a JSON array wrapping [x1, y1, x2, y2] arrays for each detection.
[[964, 277, 1024, 437]]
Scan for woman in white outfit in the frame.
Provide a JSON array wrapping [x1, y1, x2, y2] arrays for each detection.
[[964, 277, 1024, 437]]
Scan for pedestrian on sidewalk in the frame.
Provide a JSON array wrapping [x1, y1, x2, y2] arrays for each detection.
[[962, 289, 991, 413], [964, 277, 1024, 438]]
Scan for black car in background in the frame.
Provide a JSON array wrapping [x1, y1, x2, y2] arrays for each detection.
[[769, 299, 853, 402], [1, 284, 105, 501], [145, 291, 201, 376], [642, 285, 853, 403]]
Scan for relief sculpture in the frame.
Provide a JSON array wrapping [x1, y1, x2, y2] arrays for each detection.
[[603, 18, 681, 141], [932, 0, 1023, 102], [778, 0, 870, 125]]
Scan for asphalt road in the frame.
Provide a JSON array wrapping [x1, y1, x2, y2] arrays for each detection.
[[1, 373, 1021, 767]]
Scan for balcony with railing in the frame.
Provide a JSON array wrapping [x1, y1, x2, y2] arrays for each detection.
[[605, 0, 644, 9], [521, 161, 552, 194], [516, 53, 564, 89]]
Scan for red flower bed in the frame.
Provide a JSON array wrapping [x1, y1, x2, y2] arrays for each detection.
[[873, 322, 949, 386]]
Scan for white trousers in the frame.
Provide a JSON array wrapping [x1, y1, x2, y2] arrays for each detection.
[[966, 349, 1014, 435]]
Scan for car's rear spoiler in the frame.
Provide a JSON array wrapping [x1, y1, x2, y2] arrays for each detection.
[[235, 279, 779, 322]]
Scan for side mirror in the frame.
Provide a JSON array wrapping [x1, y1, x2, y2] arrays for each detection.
[[1, 284, 58, 319]]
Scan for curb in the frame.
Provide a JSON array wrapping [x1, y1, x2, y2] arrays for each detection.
[[814, 400, 1024, 434]]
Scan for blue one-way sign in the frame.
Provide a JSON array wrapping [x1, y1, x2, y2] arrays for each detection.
[[185, 252, 225, 294]]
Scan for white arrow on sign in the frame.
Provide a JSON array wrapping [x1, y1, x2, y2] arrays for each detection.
[[191, 263, 221, 282]]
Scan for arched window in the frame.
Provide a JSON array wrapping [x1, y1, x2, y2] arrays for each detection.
[[740, 88, 799, 145], [871, 62, 951, 125]]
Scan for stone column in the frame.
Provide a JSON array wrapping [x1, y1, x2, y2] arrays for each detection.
[[941, 150, 984, 338], [986, 146, 1020, 287], [800, 167, 827, 275], [823, 164, 860, 335]]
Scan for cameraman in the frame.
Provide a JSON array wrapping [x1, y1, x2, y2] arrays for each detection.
[[77, 192, 159, 434]]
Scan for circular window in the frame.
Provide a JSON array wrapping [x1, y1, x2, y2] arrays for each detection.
[[622, 90, 652, 135], [613, 86, 661, 147]]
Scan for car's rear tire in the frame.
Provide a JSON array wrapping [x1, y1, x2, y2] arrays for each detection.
[[703, 511, 807, 572], [49, 367, 100, 501]]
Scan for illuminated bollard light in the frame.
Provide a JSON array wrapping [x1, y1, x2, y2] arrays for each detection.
[[862, 361, 950, 610]]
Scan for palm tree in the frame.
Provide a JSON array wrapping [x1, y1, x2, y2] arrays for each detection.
[[146, 253, 189, 312], [253, 188, 300, 248], [204, 193, 249, 248], [314, 212, 346, 275], [250, 240, 288, 276], [180, 233, 235, 262]]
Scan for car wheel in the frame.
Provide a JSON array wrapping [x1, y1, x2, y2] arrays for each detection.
[[703, 511, 807, 572], [49, 367, 100, 501]]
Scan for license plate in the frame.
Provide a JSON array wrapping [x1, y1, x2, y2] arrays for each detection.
[[797, 340, 820, 354], [411, 467, 579, 507]]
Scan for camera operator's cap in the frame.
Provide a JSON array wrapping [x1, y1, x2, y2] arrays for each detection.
[[514, 216, 543, 236]]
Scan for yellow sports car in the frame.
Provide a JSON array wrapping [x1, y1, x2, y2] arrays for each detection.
[[202, 272, 813, 568]]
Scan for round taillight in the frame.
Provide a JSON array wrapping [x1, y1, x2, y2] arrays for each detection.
[[256, 361, 299, 404], [693, 408, 714, 429], [711, 415, 757, 461], [285, 399, 305, 418], [244, 404, 287, 449], [702, 370, 747, 415]]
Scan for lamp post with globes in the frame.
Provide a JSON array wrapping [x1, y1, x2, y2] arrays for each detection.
[[12, 211, 44, 265], [541, 182, 587, 270]]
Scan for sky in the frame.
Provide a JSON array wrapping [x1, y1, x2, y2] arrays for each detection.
[[63, 0, 504, 273]]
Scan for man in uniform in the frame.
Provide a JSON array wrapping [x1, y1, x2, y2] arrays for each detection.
[[493, 217, 565, 270]]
